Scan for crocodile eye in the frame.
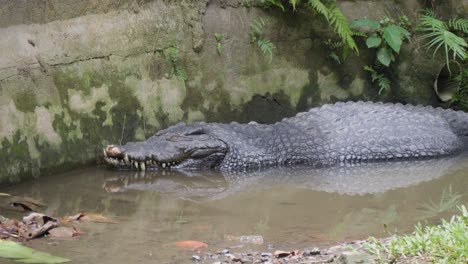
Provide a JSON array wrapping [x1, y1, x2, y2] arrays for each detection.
[[184, 128, 206, 136]]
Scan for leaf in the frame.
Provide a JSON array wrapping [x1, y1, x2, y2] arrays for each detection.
[[62, 213, 118, 224], [174, 240, 208, 250], [308, 0, 330, 20], [377, 47, 392, 66], [350, 18, 380, 30], [0, 239, 70, 263], [448, 18, 468, 33], [328, 7, 359, 54], [366, 36, 382, 48], [0, 193, 10, 197], [418, 12, 467, 72], [383, 25, 410, 53], [289, 0, 300, 10]]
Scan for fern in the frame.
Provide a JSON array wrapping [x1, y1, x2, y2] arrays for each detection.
[[257, 38, 276, 62], [250, 19, 276, 62], [259, 0, 358, 55], [174, 66, 187, 81], [364, 65, 391, 95], [260, 0, 285, 11], [289, 0, 301, 10], [328, 6, 358, 53], [307, 0, 329, 20], [448, 18, 468, 33], [418, 11, 467, 72]]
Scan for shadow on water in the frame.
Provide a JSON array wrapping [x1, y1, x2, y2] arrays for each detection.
[[1, 153, 468, 263]]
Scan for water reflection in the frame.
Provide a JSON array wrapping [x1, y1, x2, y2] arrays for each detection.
[[103, 154, 468, 199]]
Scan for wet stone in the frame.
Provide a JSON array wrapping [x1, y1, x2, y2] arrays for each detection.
[[192, 255, 201, 261], [219, 249, 230, 254]]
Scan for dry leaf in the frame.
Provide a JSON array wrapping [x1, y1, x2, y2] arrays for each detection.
[[174, 240, 208, 250], [61, 213, 118, 224]]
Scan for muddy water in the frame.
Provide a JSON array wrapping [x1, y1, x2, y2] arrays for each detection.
[[1, 154, 468, 264]]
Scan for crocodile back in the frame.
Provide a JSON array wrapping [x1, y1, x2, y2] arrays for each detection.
[[284, 101, 463, 163]]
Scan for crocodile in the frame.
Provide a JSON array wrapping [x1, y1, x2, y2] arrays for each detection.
[[104, 101, 468, 171]]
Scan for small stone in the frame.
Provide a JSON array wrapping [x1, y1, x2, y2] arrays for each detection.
[[260, 252, 272, 257], [225, 253, 236, 260], [192, 255, 201, 261], [339, 251, 375, 264], [304, 247, 320, 256], [218, 249, 230, 254]]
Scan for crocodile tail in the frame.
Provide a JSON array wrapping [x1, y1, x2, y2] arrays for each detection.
[[404, 104, 468, 137], [437, 108, 468, 137]]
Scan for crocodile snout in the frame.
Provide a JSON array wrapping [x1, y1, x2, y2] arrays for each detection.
[[104, 145, 122, 157]]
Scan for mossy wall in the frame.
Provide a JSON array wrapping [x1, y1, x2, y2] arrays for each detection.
[[0, 0, 464, 183]]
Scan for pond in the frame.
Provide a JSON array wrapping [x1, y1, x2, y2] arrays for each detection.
[[1, 153, 468, 263]]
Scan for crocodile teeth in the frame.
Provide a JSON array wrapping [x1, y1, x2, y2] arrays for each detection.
[[134, 162, 139, 169], [124, 154, 129, 163], [140, 162, 146, 171], [162, 163, 166, 169], [103, 149, 107, 157]]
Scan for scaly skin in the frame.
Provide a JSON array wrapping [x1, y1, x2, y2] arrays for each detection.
[[104, 101, 468, 171]]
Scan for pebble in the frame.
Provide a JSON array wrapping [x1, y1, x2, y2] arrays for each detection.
[[192, 255, 201, 261]]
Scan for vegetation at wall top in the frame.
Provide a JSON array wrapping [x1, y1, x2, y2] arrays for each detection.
[[260, 0, 358, 55]]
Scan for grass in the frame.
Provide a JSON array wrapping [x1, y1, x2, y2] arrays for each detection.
[[365, 205, 468, 264], [416, 186, 464, 221]]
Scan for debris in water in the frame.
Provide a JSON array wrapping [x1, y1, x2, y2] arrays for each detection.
[[61, 212, 118, 224], [174, 240, 208, 250]]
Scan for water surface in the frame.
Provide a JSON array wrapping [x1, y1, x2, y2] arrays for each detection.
[[1, 154, 468, 263]]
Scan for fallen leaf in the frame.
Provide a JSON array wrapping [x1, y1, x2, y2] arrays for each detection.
[[61, 213, 118, 224], [174, 240, 208, 250], [0, 239, 70, 263]]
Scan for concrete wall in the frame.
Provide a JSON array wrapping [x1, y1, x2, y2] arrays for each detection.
[[0, 0, 464, 183]]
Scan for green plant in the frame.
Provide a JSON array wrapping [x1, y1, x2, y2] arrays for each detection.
[[243, 0, 253, 8], [450, 64, 468, 111], [250, 18, 276, 62], [259, 0, 358, 55], [365, 205, 468, 264], [351, 16, 410, 94], [364, 65, 391, 95], [417, 10, 467, 72], [259, 0, 285, 11], [0, 239, 70, 263], [351, 16, 411, 67], [158, 46, 187, 81], [416, 185, 463, 220], [214, 33, 225, 54]]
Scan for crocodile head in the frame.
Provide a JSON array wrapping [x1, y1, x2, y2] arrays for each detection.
[[103, 123, 228, 170]]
